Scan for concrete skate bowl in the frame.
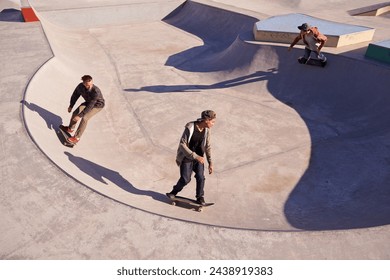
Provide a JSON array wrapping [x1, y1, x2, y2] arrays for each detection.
[[23, 0, 390, 231]]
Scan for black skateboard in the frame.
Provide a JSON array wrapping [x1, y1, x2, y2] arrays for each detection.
[[166, 194, 214, 212], [58, 125, 75, 147], [298, 56, 327, 67]]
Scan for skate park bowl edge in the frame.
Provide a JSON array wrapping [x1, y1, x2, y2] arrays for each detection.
[[253, 13, 375, 47]]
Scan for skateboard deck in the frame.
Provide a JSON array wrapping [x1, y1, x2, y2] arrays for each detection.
[[167, 194, 214, 212], [298, 56, 327, 67], [58, 125, 75, 147]]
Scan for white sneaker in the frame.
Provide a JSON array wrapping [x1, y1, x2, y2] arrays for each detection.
[[317, 53, 327, 62]]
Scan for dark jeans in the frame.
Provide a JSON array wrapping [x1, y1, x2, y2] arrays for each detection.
[[303, 47, 326, 61], [173, 160, 205, 198]]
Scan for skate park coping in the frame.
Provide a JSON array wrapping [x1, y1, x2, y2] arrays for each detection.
[[253, 13, 375, 48]]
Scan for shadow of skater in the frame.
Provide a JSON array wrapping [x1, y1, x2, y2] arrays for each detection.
[[22, 100, 62, 130], [64, 152, 166, 202], [126, 70, 277, 93]]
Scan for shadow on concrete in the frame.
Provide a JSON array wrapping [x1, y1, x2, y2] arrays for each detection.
[[22, 101, 62, 130], [158, 0, 390, 230], [0, 8, 23, 22], [125, 70, 277, 93], [268, 48, 390, 230], [64, 152, 166, 203], [22, 100, 69, 146]]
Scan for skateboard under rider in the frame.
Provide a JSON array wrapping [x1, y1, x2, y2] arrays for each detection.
[[58, 125, 75, 147], [298, 56, 327, 67], [166, 194, 214, 212]]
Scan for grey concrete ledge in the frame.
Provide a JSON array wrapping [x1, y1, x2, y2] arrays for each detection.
[[254, 13, 375, 47], [349, 2, 390, 16]]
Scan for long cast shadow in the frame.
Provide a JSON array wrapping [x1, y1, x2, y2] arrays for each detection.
[[22, 100, 62, 130], [64, 152, 166, 202], [22, 100, 68, 145], [126, 70, 277, 93]]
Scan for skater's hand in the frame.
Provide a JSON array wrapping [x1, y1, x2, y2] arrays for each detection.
[[196, 156, 205, 164], [208, 164, 213, 174], [72, 115, 81, 122], [67, 106, 72, 113]]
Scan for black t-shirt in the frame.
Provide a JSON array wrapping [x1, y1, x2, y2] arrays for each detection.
[[189, 125, 205, 157]]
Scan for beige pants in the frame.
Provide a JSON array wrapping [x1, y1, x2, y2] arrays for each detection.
[[69, 104, 103, 139]]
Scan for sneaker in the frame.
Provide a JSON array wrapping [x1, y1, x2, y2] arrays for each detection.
[[166, 191, 177, 199], [197, 197, 205, 205], [60, 125, 74, 134], [67, 137, 79, 144], [317, 53, 327, 62]]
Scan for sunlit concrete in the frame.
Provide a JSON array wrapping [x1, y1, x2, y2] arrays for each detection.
[[1, 0, 390, 259]]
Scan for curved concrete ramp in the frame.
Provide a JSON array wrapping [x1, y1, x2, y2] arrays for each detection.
[[163, 0, 259, 73], [23, 0, 390, 231], [254, 13, 375, 47]]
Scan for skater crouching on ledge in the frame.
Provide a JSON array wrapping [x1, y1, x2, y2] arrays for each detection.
[[288, 23, 328, 62], [60, 75, 105, 144], [167, 110, 216, 205]]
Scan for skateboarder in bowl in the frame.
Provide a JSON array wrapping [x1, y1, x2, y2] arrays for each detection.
[[166, 110, 216, 205], [288, 23, 328, 63], [60, 75, 105, 144]]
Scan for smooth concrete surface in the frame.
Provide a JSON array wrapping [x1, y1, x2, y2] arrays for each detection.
[[1, 0, 390, 259], [0, 0, 20, 10], [253, 13, 375, 47]]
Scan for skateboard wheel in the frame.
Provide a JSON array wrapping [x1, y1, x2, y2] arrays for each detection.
[[171, 201, 176, 206], [197, 207, 203, 212]]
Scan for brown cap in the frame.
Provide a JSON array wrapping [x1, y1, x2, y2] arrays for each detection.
[[298, 23, 310, 31]]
